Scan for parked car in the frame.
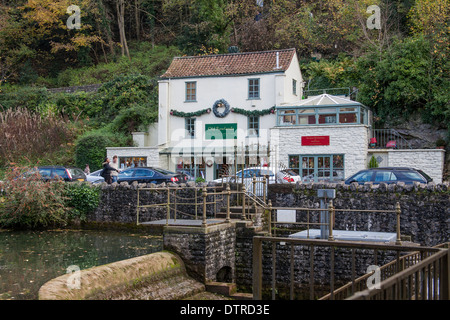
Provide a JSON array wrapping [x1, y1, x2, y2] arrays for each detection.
[[213, 167, 301, 184], [302, 170, 345, 183], [175, 169, 195, 181], [86, 169, 105, 184], [213, 167, 274, 184], [275, 169, 302, 184], [117, 167, 186, 184], [22, 166, 87, 182], [344, 167, 432, 185]]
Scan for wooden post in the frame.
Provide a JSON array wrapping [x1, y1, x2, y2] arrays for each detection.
[[226, 183, 231, 223], [136, 188, 140, 225], [202, 186, 207, 227], [166, 187, 170, 226], [268, 200, 273, 236], [396, 202, 402, 245], [262, 177, 267, 204], [195, 187, 198, 220], [252, 237, 263, 300], [242, 185, 246, 220], [441, 248, 450, 300], [174, 188, 177, 222], [328, 200, 335, 241]]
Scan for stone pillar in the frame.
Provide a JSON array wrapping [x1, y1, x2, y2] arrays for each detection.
[[163, 223, 236, 283]]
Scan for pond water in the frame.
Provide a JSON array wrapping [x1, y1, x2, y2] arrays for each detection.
[[0, 229, 163, 300]]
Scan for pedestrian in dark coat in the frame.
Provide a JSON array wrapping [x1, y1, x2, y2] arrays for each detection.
[[102, 157, 119, 184]]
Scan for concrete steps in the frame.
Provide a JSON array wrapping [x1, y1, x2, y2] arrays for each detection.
[[205, 282, 253, 300], [216, 206, 261, 219]]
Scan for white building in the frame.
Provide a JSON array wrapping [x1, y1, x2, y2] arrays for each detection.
[[107, 49, 445, 183]]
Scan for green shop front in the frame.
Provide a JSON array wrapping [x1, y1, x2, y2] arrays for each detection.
[[160, 122, 270, 181]]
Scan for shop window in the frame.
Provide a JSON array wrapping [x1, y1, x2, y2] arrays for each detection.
[[176, 156, 205, 180], [277, 106, 368, 126], [298, 108, 316, 125], [318, 108, 337, 124], [279, 109, 297, 125], [289, 154, 345, 182], [119, 157, 147, 169]]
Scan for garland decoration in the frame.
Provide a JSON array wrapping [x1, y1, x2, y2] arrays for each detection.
[[231, 106, 276, 116], [212, 99, 231, 118], [170, 108, 211, 117], [169, 105, 276, 118]]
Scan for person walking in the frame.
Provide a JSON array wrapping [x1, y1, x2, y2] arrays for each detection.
[[84, 164, 90, 175], [110, 155, 120, 183], [102, 157, 119, 184]]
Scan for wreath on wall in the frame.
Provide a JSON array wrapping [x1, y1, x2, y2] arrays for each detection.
[[206, 159, 214, 167], [212, 99, 231, 118]]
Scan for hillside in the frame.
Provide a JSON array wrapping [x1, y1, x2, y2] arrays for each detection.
[[0, 0, 448, 177]]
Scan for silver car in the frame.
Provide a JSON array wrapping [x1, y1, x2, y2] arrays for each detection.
[[86, 169, 105, 184]]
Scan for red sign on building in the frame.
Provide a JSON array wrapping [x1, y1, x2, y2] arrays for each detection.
[[301, 136, 330, 146]]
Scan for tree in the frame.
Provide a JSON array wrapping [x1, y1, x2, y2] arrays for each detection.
[[369, 155, 379, 168], [356, 35, 449, 134], [115, 0, 130, 59]]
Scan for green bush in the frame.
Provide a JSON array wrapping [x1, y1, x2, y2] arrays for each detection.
[[110, 103, 158, 134], [74, 128, 130, 171], [96, 74, 158, 121], [0, 86, 49, 112], [64, 182, 101, 221]]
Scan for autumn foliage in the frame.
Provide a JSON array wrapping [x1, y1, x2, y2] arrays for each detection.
[[0, 167, 70, 229], [0, 108, 76, 167]]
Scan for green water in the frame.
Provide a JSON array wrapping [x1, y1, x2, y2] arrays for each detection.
[[0, 229, 163, 300]]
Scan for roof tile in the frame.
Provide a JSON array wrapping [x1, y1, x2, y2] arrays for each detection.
[[160, 48, 296, 79]]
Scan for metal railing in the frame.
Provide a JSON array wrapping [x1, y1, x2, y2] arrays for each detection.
[[320, 249, 428, 300], [370, 129, 412, 149], [304, 87, 351, 98], [252, 236, 449, 300], [136, 183, 270, 226], [347, 243, 450, 300], [267, 201, 402, 245], [136, 185, 226, 226]]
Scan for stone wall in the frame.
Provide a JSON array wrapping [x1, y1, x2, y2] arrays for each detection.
[[88, 182, 225, 224], [386, 149, 446, 184], [267, 182, 450, 247], [47, 84, 102, 94]]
